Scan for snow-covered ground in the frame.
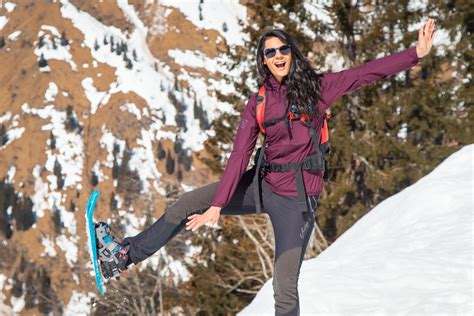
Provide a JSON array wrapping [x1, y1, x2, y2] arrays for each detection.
[[240, 145, 473, 315]]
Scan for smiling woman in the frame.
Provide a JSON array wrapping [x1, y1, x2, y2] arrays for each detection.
[[93, 18, 436, 316]]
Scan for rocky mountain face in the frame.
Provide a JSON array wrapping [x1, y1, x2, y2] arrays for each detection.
[[0, 0, 247, 313]]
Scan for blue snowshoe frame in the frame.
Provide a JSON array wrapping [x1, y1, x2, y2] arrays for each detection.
[[86, 189, 105, 295]]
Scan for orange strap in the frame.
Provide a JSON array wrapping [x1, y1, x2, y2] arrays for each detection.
[[255, 86, 266, 134]]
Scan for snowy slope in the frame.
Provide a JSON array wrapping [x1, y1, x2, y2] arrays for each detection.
[[240, 145, 473, 315]]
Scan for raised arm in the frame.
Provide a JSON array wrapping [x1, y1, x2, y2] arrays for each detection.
[[210, 94, 260, 208], [320, 18, 436, 111], [319, 46, 420, 110]]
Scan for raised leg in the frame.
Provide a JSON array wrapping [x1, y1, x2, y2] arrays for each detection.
[[123, 167, 259, 265]]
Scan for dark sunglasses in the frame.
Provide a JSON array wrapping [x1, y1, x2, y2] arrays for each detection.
[[263, 44, 291, 58]]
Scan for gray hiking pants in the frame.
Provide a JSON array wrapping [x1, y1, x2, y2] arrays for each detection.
[[122, 166, 318, 316]]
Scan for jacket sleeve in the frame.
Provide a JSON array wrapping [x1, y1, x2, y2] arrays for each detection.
[[319, 46, 420, 111], [210, 93, 260, 208]]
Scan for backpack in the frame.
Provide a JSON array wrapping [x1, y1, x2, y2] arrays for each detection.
[[252, 85, 331, 214]]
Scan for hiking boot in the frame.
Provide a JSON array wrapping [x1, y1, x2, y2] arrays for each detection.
[[95, 222, 130, 279]]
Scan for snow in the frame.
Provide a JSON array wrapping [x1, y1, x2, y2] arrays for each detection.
[[41, 236, 58, 257], [44, 82, 59, 102], [128, 129, 163, 193], [4, 2, 16, 13], [431, 27, 462, 56], [0, 113, 25, 149], [21, 103, 84, 191], [321, 51, 346, 72], [10, 286, 25, 313], [240, 145, 474, 315], [0, 112, 11, 123], [7, 30, 20, 41], [59, 0, 177, 122], [41, 24, 62, 38], [407, 0, 429, 12], [35, 25, 77, 71], [30, 165, 49, 218], [117, 210, 146, 237], [58, 0, 238, 162], [81, 77, 110, 114], [160, 0, 248, 47], [65, 291, 95, 315], [56, 235, 79, 267], [0, 16, 8, 31], [99, 128, 126, 168], [5, 165, 16, 183], [92, 160, 107, 183], [119, 102, 142, 120], [397, 122, 408, 140], [0, 274, 12, 314]]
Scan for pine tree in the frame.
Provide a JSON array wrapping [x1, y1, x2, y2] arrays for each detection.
[[60, 31, 69, 46], [69, 201, 76, 212], [1, 124, 8, 146], [49, 131, 55, 150], [0, 178, 15, 238], [165, 149, 175, 174], [0, 36, 5, 48], [91, 171, 99, 186], [94, 38, 99, 51], [157, 141, 166, 160], [109, 192, 117, 211], [52, 205, 63, 233], [116, 41, 122, 55], [198, 2, 203, 21], [121, 41, 128, 53], [38, 53, 48, 68], [132, 49, 137, 61], [54, 159, 64, 190], [38, 35, 45, 49], [126, 58, 133, 69]]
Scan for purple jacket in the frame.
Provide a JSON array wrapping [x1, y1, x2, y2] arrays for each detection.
[[211, 47, 420, 208]]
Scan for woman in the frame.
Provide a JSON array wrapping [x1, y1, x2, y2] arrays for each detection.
[[98, 18, 435, 315]]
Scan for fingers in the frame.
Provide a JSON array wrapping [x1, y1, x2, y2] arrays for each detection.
[[186, 215, 202, 231], [423, 18, 435, 38], [186, 212, 220, 232]]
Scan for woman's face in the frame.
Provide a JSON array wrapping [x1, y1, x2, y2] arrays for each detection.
[[263, 36, 292, 82]]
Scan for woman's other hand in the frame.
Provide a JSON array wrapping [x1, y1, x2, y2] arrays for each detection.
[[416, 18, 436, 58], [186, 206, 222, 232]]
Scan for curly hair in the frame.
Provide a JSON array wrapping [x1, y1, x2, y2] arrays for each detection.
[[256, 29, 323, 121]]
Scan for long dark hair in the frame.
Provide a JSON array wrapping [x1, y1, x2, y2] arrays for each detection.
[[256, 29, 323, 120]]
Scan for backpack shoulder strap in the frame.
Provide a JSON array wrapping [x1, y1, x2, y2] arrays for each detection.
[[255, 85, 266, 134]]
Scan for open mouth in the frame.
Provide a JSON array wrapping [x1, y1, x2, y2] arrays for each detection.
[[275, 61, 286, 69]]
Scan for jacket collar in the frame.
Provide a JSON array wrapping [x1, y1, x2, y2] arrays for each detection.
[[264, 74, 288, 93]]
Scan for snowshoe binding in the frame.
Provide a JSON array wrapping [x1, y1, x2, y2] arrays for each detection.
[[95, 222, 130, 279]]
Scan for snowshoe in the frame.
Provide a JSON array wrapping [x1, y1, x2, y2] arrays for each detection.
[[95, 222, 130, 279]]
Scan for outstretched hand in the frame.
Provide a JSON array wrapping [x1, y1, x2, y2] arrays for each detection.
[[416, 18, 436, 58], [186, 206, 222, 232]]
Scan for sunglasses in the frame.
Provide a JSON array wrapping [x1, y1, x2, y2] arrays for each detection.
[[263, 44, 291, 58]]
